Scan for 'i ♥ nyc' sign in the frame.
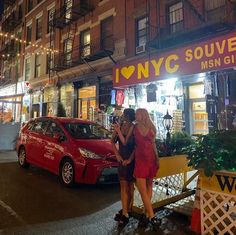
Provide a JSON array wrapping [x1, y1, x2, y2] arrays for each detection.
[[113, 31, 236, 87]]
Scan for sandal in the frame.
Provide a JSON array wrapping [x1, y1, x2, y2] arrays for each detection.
[[114, 209, 122, 221], [118, 214, 129, 227], [138, 213, 149, 228], [149, 217, 161, 231]]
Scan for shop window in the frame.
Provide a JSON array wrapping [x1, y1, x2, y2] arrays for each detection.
[[36, 17, 42, 40], [80, 29, 91, 57], [189, 84, 205, 99], [135, 16, 148, 54], [205, 0, 226, 21], [26, 24, 32, 46], [27, 0, 33, 13], [35, 54, 41, 78], [63, 39, 73, 66], [16, 58, 20, 80], [101, 16, 113, 51], [47, 8, 55, 34], [25, 58, 30, 81], [168, 2, 184, 34]]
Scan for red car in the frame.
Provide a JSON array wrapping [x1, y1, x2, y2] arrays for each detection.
[[16, 117, 118, 186]]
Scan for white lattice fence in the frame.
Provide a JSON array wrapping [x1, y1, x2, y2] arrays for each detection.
[[200, 189, 236, 235], [133, 173, 186, 208]]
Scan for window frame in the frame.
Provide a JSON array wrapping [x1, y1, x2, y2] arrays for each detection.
[[35, 54, 41, 78], [36, 17, 42, 40], [101, 16, 113, 50], [80, 29, 91, 57], [135, 16, 148, 49]]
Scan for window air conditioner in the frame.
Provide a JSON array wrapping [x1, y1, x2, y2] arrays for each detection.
[[136, 44, 145, 54]]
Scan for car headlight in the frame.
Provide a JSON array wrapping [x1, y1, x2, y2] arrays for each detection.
[[78, 148, 102, 159]]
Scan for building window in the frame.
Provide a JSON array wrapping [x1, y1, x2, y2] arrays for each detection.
[[63, 39, 73, 66], [46, 52, 54, 74], [36, 17, 42, 40], [35, 54, 41, 78], [136, 16, 148, 49], [37, 0, 42, 4], [205, 0, 226, 21], [26, 24, 32, 46], [18, 5, 22, 20], [101, 16, 113, 51], [27, 0, 33, 13], [168, 2, 184, 33], [65, 0, 72, 23], [47, 8, 55, 34], [80, 29, 90, 57], [25, 58, 30, 81]]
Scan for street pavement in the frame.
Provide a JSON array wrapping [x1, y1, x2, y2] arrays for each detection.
[[0, 151, 194, 235]]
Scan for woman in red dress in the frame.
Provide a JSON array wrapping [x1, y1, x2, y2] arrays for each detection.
[[115, 108, 160, 230]]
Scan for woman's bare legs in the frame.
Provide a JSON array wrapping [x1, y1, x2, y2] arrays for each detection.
[[120, 180, 129, 216], [136, 178, 155, 219]]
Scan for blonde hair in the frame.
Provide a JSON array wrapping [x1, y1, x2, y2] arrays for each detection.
[[136, 108, 156, 133]]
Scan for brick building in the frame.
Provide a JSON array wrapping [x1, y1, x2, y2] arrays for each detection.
[[0, 0, 236, 135]]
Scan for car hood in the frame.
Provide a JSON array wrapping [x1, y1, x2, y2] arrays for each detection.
[[75, 139, 115, 157]]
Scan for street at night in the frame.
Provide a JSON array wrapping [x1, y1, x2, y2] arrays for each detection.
[[0, 151, 193, 235]]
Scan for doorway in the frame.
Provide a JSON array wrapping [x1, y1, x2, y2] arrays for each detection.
[[78, 86, 96, 120]]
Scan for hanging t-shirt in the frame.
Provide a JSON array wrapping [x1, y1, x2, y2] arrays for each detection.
[[146, 83, 157, 102], [116, 90, 124, 106], [129, 88, 136, 106], [111, 90, 116, 105]]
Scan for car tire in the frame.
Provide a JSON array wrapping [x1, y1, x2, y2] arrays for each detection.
[[18, 147, 29, 168], [60, 158, 75, 187]]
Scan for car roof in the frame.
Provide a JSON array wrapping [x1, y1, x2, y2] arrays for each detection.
[[31, 117, 96, 125]]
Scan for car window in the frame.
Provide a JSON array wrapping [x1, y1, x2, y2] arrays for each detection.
[[64, 122, 111, 139], [45, 121, 66, 138], [31, 120, 49, 134]]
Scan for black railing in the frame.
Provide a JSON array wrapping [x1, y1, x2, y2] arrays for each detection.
[[148, 0, 236, 49], [2, 13, 23, 33], [53, 38, 114, 71], [53, 2, 94, 29]]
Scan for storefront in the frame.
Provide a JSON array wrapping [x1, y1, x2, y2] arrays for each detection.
[[60, 83, 73, 117], [0, 83, 25, 123], [43, 86, 58, 117], [112, 31, 236, 136]]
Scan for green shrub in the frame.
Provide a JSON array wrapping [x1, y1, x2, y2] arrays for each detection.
[[184, 130, 236, 176]]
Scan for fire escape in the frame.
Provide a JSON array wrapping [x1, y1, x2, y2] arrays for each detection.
[[148, 0, 236, 50], [0, 1, 23, 86], [50, 0, 115, 74]]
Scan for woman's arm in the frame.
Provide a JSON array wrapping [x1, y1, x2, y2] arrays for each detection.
[[111, 130, 123, 163], [122, 150, 135, 166], [114, 124, 134, 145]]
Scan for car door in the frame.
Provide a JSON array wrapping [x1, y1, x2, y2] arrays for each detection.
[[26, 119, 49, 166], [42, 121, 67, 173]]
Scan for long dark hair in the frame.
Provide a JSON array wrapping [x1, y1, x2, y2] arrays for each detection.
[[123, 108, 135, 122]]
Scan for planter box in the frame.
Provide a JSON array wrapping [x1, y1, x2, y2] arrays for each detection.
[[199, 170, 236, 235], [133, 155, 197, 213]]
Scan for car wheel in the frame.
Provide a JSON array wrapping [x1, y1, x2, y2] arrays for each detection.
[[60, 159, 74, 187], [18, 147, 29, 168]]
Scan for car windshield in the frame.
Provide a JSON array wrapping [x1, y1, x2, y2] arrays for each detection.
[[64, 122, 112, 139]]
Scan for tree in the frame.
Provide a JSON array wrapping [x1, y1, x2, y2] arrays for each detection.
[[57, 102, 66, 117]]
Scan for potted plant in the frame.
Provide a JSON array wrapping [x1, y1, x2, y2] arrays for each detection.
[[184, 130, 236, 176]]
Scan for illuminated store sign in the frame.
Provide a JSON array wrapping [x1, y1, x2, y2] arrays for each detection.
[[113, 31, 236, 87]]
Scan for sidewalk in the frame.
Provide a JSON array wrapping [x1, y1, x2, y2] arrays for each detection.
[[0, 151, 17, 163]]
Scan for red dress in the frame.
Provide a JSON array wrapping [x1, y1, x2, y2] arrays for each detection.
[[133, 126, 158, 179]]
